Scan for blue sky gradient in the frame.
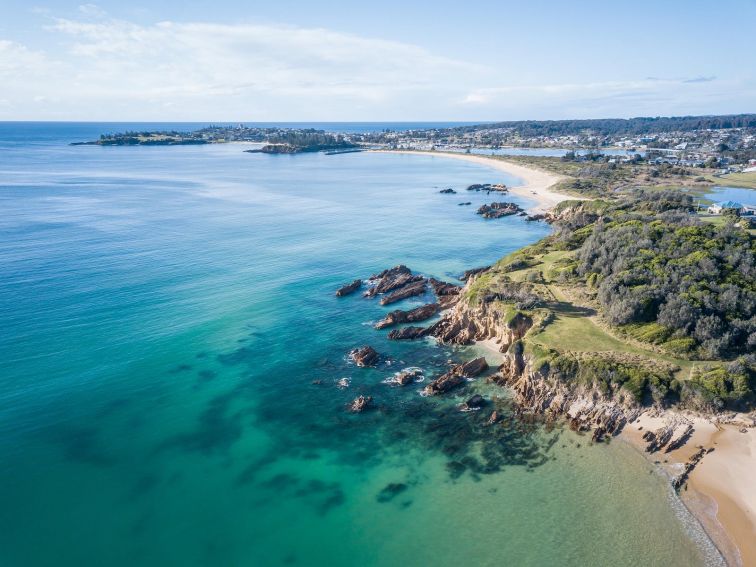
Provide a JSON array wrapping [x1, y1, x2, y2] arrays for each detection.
[[1, 0, 754, 120]]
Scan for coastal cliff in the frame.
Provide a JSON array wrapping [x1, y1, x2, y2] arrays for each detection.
[[427, 276, 641, 440]]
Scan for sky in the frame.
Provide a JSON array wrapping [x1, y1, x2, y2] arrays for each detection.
[[1, 0, 755, 121]]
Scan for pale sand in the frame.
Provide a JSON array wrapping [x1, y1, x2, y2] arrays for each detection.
[[622, 412, 756, 566], [373, 150, 571, 213]]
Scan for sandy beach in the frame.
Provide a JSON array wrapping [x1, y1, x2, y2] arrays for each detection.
[[375, 150, 571, 212], [622, 412, 756, 567]]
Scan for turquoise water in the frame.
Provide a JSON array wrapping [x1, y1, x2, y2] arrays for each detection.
[[0, 125, 718, 566]]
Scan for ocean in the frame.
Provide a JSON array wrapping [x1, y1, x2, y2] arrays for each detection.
[[0, 123, 720, 566]]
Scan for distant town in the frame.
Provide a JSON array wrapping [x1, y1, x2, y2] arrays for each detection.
[[76, 115, 756, 175]]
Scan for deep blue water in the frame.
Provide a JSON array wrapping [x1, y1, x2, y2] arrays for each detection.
[[0, 124, 717, 566]]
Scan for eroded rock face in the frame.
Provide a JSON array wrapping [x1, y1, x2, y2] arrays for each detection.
[[375, 303, 439, 329], [422, 357, 489, 395], [336, 279, 362, 297], [476, 202, 524, 218], [428, 278, 461, 297], [348, 395, 373, 413], [493, 352, 641, 442], [387, 326, 426, 340], [349, 346, 379, 367], [364, 265, 423, 298], [380, 280, 427, 305], [426, 303, 533, 349]]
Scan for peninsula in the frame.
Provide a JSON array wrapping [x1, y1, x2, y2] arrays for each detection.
[[340, 150, 755, 566]]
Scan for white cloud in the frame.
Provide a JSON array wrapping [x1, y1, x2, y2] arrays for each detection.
[[0, 14, 484, 119], [0, 10, 750, 120]]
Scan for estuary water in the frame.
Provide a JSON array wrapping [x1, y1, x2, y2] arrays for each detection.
[[0, 124, 718, 566]]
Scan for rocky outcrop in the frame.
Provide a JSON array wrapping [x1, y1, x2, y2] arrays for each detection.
[[476, 202, 524, 218], [672, 446, 713, 491], [380, 280, 427, 305], [439, 188, 456, 194], [336, 279, 362, 297], [425, 301, 533, 350], [460, 266, 491, 281], [422, 357, 489, 395], [348, 395, 373, 413], [375, 303, 440, 329], [349, 346, 379, 367], [466, 183, 507, 193], [429, 278, 461, 297], [390, 368, 423, 386], [387, 326, 426, 340], [493, 349, 641, 441], [642, 417, 694, 453], [364, 265, 423, 298]]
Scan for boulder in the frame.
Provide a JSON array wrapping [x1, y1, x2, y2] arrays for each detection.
[[458, 202, 472, 206], [349, 346, 379, 367], [348, 395, 373, 413], [461, 394, 486, 410], [439, 188, 456, 194], [375, 303, 439, 329], [487, 410, 501, 425], [380, 280, 427, 305], [336, 279, 362, 297]]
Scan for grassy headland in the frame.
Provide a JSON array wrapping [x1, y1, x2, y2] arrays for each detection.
[[461, 155, 755, 412]]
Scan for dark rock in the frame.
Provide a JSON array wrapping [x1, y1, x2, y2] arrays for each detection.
[[376, 482, 408, 502], [349, 346, 379, 367], [460, 266, 491, 281], [422, 357, 489, 395], [526, 214, 547, 222], [387, 326, 426, 340], [348, 395, 373, 413], [364, 265, 423, 298], [439, 188, 456, 194], [380, 280, 427, 305], [428, 278, 461, 297], [672, 446, 711, 491], [461, 394, 486, 410], [375, 303, 439, 329], [467, 183, 492, 191], [335, 279, 362, 297], [476, 202, 524, 219], [458, 202, 472, 206]]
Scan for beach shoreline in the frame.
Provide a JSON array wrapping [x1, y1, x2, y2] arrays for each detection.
[[372, 150, 571, 213], [620, 412, 755, 567]]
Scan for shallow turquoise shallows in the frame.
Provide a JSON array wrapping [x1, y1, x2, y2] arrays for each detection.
[[0, 124, 719, 567]]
